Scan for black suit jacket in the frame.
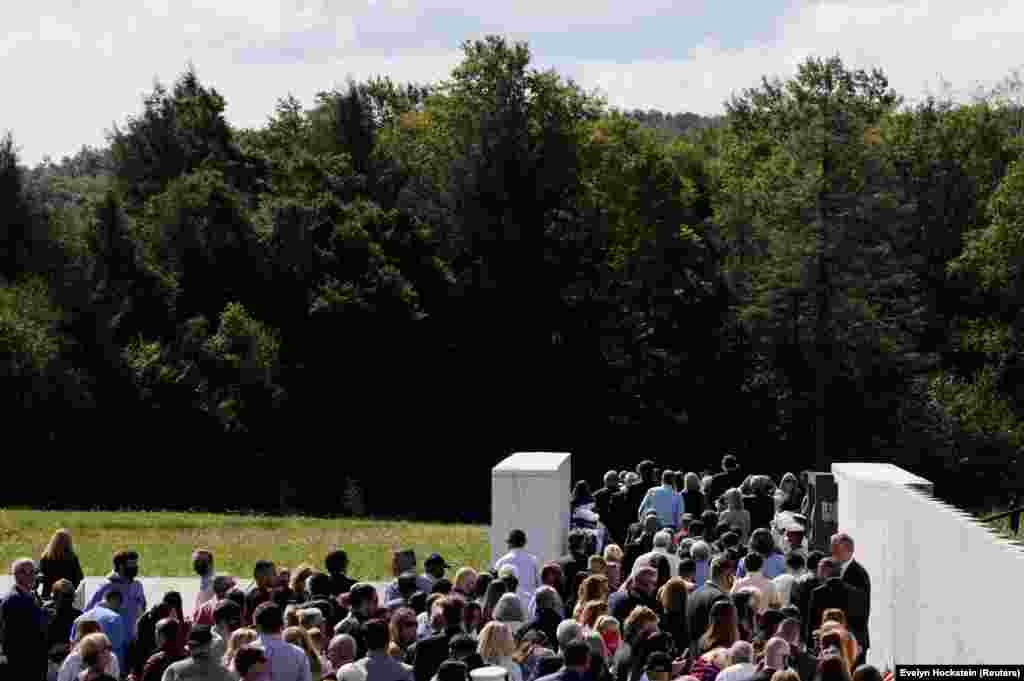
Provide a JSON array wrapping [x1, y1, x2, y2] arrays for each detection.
[[410, 627, 461, 681], [684, 582, 729, 655], [841, 560, 871, 649], [790, 574, 820, 629], [806, 578, 868, 649], [708, 470, 743, 507]]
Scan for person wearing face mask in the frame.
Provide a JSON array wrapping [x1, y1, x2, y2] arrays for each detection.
[[192, 549, 217, 615], [84, 550, 147, 655]]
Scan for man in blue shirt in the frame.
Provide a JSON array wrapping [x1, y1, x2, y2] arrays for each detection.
[[638, 470, 685, 531], [73, 589, 129, 672]]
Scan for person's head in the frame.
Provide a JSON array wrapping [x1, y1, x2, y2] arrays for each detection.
[[633, 566, 658, 597], [214, 600, 243, 634], [426, 554, 450, 580], [103, 589, 123, 612], [186, 625, 214, 657], [454, 567, 478, 595], [74, 618, 102, 645], [325, 549, 349, 575], [750, 528, 775, 556], [806, 551, 824, 575], [691, 541, 711, 562], [10, 558, 35, 591], [155, 617, 180, 650], [660, 469, 675, 486], [744, 552, 764, 574], [579, 599, 609, 629], [780, 473, 798, 493], [588, 555, 607, 576], [644, 650, 674, 681], [728, 640, 754, 665], [643, 513, 660, 534], [722, 454, 738, 472], [637, 460, 656, 483], [578, 574, 609, 604], [298, 607, 325, 631], [623, 605, 659, 643], [79, 632, 112, 670], [162, 590, 185, 620], [724, 488, 744, 511], [493, 593, 523, 629], [764, 637, 790, 670], [253, 560, 276, 589], [684, 472, 702, 493], [701, 600, 739, 651], [192, 549, 214, 576], [533, 585, 561, 614], [112, 550, 140, 580], [498, 565, 519, 594], [604, 544, 624, 564], [233, 644, 268, 680], [830, 533, 855, 563], [784, 552, 805, 575], [438, 660, 470, 681], [478, 620, 516, 660], [568, 529, 587, 553], [224, 628, 259, 663], [210, 575, 236, 600], [557, 618, 585, 649], [328, 634, 357, 668], [853, 665, 885, 681], [51, 578, 75, 607], [43, 529, 75, 561], [604, 470, 619, 489], [349, 582, 378, 617], [303, 571, 328, 598], [678, 558, 696, 581], [821, 608, 847, 629], [709, 556, 736, 589], [817, 558, 840, 580], [389, 607, 418, 648], [595, 615, 621, 652], [817, 654, 854, 681], [573, 480, 593, 501], [289, 564, 314, 595], [653, 530, 673, 551], [731, 589, 758, 632], [778, 617, 802, 646], [507, 529, 527, 549], [563, 640, 592, 672], [253, 602, 284, 634], [432, 578, 454, 595], [657, 577, 688, 615]]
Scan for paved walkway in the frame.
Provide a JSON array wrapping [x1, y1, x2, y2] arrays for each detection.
[[0, 576, 390, 612]]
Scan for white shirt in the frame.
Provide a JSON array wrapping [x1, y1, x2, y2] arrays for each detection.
[[494, 549, 540, 604], [257, 633, 313, 681], [772, 572, 801, 607], [716, 662, 757, 681]]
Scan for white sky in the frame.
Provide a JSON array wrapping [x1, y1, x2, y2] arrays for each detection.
[[2, 0, 1023, 166]]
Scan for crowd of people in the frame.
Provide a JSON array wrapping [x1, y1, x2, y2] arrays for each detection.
[[0, 455, 881, 681]]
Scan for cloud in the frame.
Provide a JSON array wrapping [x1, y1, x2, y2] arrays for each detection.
[[4, 1, 1024, 166]]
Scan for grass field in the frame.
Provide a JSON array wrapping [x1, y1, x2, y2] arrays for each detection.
[[0, 509, 489, 580]]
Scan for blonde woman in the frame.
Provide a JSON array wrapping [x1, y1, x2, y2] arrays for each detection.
[[58, 622, 119, 681], [477, 621, 524, 681], [74, 633, 117, 681], [223, 628, 259, 671], [40, 528, 85, 599], [453, 567, 479, 598], [718, 489, 751, 544]]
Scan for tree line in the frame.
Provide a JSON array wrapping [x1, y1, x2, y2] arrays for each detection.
[[3, 38, 1024, 520]]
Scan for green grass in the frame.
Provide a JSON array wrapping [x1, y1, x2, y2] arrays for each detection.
[[0, 509, 489, 580]]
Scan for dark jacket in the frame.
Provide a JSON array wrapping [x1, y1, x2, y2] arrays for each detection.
[[521, 607, 562, 652], [555, 553, 589, 604], [593, 486, 623, 543], [622, 534, 654, 578], [608, 589, 657, 625], [748, 667, 780, 681], [680, 492, 706, 521], [684, 582, 729, 655], [1, 586, 48, 680], [142, 648, 187, 681], [744, 494, 775, 535], [300, 596, 341, 635], [708, 470, 744, 508], [659, 609, 689, 660], [44, 601, 81, 651], [409, 626, 462, 681], [841, 560, 871, 650], [38, 555, 85, 600], [806, 578, 868, 649], [789, 574, 821, 629]]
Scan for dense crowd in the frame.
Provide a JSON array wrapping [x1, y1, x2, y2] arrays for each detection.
[[0, 455, 879, 681]]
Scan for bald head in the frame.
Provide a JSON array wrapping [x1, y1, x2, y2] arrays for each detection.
[[11, 558, 35, 590], [328, 634, 356, 667], [728, 640, 753, 664], [764, 637, 789, 669]]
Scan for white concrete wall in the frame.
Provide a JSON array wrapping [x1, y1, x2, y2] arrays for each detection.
[[832, 463, 1024, 666], [491, 452, 572, 568]]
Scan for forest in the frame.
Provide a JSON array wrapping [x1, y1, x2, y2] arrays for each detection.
[[3, 37, 1024, 520]]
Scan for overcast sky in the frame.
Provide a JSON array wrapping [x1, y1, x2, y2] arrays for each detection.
[[3, 0, 1024, 167]]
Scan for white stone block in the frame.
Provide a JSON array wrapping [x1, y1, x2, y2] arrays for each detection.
[[491, 452, 572, 568]]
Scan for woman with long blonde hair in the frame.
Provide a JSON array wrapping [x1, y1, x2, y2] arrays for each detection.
[[40, 528, 85, 599], [284, 626, 325, 679], [74, 633, 117, 681], [453, 567, 479, 598], [223, 628, 259, 671], [477, 621, 524, 681]]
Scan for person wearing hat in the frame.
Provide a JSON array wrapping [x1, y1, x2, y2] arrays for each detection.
[[161, 624, 237, 681], [424, 554, 451, 590], [494, 529, 540, 607]]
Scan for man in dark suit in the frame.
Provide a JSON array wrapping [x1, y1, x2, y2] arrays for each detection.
[[831, 532, 871, 665], [684, 556, 735, 655], [707, 455, 744, 508], [535, 640, 592, 681], [593, 471, 624, 544], [805, 558, 867, 652], [623, 513, 661, 577], [627, 461, 657, 522], [789, 550, 824, 628], [409, 597, 465, 681], [555, 531, 590, 604], [1, 558, 48, 681]]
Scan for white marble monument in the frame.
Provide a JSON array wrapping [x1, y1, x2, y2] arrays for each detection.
[[491, 452, 572, 568]]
